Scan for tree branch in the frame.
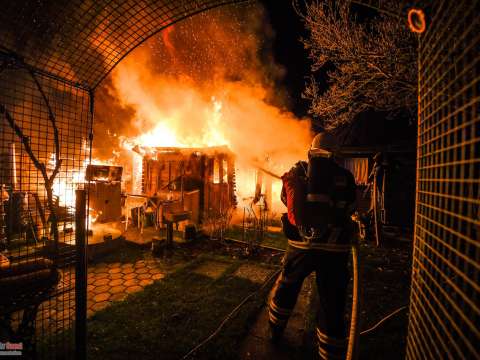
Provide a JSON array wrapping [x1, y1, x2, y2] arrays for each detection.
[[29, 70, 62, 183], [0, 104, 49, 184], [301, 0, 417, 129], [1, 70, 64, 261]]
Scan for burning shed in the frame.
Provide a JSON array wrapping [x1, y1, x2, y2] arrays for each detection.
[[131, 145, 236, 228]]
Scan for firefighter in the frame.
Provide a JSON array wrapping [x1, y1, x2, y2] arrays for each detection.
[[268, 132, 356, 360]]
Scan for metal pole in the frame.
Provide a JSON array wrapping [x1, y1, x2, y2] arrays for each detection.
[[181, 161, 185, 206], [75, 189, 87, 360]]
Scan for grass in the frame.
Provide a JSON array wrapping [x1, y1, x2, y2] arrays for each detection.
[[37, 240, 410, 360], [87, 255, 276, 360], [302, 241, 411, 360], [225, 225, 288, 250], [260, 231, 288, 250]]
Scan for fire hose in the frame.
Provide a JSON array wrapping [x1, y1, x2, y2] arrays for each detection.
[[181, 267, 282, 359], [347, 242, 360, 360]]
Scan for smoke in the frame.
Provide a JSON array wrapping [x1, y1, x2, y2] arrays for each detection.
[[93, 3, 312, 209]]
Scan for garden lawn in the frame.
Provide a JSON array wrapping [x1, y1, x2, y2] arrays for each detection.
[[87, 255, 276, 360], [226, 225, 288, 250]]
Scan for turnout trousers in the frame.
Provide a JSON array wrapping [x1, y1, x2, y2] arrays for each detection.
[[269, 245, 350, 360]]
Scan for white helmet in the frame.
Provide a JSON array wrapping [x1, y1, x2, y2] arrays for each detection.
[[309, 132, 338, 158]]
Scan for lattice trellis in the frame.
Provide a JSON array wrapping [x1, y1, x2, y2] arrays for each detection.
[[0, 1, 249, 358], [407, 0, 480, 359]]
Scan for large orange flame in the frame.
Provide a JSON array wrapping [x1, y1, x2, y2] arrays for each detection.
[[93, 5, 313, 215]]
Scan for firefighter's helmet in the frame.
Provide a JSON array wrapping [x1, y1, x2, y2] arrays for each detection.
[[309, 132, 337, 157]]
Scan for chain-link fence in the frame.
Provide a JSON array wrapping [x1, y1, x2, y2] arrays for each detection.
[[406, 0, 480, 358], [0, 1, 248, 357]]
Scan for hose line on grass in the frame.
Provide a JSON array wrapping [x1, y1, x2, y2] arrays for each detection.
[[346, 243, 360, 360], [181, 267, 282, 360], [346, 245, 408, 358], [360, 305, 408, 336], [181, 244, 361, 360], [182, 239, 405, 360]]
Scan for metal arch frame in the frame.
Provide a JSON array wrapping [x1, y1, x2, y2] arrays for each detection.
[[1, 0, 254, 93], [0, 47, 91, 91]]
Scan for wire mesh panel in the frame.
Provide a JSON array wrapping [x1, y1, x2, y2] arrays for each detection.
[[0, 63, 92, 357], [407, 0, 480, 359]]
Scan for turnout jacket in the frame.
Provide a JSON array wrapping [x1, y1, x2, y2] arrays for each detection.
[[280, 159, 356, 251]]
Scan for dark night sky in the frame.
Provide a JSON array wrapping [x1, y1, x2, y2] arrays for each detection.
[[260, 0, 311, 118], [260, 1, 417, 146]]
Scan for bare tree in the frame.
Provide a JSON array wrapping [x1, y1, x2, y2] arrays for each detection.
[[300, 0, 417, 130]]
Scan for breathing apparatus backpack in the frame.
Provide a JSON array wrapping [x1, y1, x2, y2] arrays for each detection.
[[281, 156, 355, 246], [281, 161, 307, 228]]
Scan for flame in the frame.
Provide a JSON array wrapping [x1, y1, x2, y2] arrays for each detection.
[[93, 5, 313, 215], [49, 153, 113, 226], [120, 96, 228, 150], [49, 153, 86, 209], [88, 208, 101, 227]]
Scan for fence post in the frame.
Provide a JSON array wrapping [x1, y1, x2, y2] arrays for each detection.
[[75, 189, 87, 360]]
